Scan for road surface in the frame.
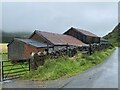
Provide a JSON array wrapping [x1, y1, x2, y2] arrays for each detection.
[[62, 48, 118, 88], [1, 48, 118, 88]]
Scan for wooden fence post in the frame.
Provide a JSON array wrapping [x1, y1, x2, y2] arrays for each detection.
[[1, 61, 3, 81]]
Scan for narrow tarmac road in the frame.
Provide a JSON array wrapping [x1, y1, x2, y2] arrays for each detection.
[[1, 48, 118, 88], [62, 48, 118, 88]]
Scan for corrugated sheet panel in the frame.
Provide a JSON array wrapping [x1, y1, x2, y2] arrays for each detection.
[[67, 27, 98, 37], [15, 38, 52, 48], [36, 30, 88, 46], [8, 39, 24, 60]]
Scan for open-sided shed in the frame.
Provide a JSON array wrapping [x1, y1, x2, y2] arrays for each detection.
[[100, 38, 109, 45]]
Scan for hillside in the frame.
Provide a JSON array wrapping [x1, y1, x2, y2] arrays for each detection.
[[103, 23, 120, 47], [2, 31, 31, 43]]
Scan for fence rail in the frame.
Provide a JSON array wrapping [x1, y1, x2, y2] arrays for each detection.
[[1, 59, 30, 81]]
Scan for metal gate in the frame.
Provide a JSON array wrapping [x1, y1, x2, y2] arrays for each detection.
[[1, 59, 30, 81]]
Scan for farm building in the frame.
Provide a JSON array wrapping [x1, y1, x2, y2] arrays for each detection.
[[100, 38, 109, 45], [7, 38, 52, 60], [8, 30, 88, 60], [98, 38, 110, 50], [64, 27, 100, 44], [29, 30, 88, 52]]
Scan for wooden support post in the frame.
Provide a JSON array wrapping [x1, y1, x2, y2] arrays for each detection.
[[66, 43, 68, 55], [89, 44, 92, 55], [29, 59, 30, 71], [47, 46, 48, 55]]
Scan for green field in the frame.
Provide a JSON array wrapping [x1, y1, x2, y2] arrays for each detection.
[[0, 43, 8, 60], [0, 43, 8, 54], [0, 53, 8, 60]]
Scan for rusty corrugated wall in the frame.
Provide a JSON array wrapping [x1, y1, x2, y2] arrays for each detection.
[[30, 32, 52, 45], [64, 28, 100, 44], [8, 40, 45, 60], [24, 44, 45, 59], [8, 40, 24, 60], [31, 30, 87, 46]]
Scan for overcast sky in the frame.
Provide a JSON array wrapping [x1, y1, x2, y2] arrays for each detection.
[[1, 2, 118, 37]]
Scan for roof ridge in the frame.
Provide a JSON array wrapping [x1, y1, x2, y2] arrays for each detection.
[[36, 30, 62, 35], [72, 27, 93, 33], [71, 27, 98, 37]]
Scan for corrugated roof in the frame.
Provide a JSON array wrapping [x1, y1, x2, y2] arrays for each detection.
[[15, 38, 51, 48], [71, 27, 98, 37], [35, 30, 88, 46]]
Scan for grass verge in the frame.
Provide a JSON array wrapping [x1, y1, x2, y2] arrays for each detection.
[[21, 48, 115, 81]]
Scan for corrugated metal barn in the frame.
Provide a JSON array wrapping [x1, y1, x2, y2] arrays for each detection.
[[64, 27, 100, 44], [8, 28, 100, 60], [29, 30, 88, 47], [29, 30, 88, 52], [8, 30, 88, 60], [8, 38, 51, 60]]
